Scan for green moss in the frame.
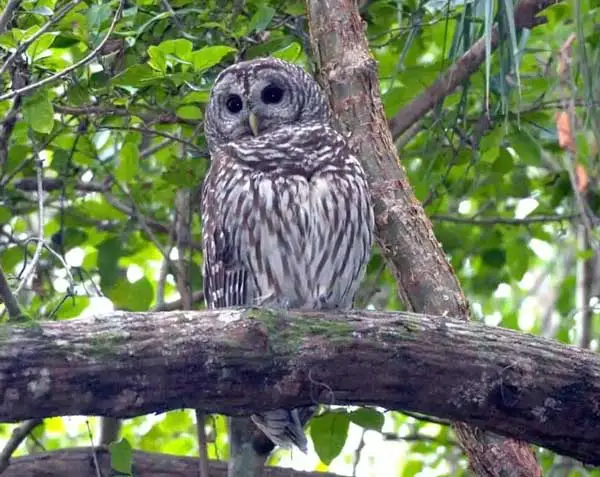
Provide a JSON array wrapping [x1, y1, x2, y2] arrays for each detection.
[[86, 331, 129, 361], [245, 307, 353, 353]]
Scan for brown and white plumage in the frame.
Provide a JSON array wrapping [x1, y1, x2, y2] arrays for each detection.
[[201, 57, 374, 457]]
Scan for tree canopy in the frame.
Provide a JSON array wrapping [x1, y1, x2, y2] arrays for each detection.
[[0, 0, 599, 476]]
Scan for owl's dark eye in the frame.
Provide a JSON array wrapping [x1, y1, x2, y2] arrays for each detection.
[[261, 84, 284, 104], [225, 94, 243, 113]]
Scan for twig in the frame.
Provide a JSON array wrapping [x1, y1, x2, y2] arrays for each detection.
[[0, 419, 42, 474], [0, 0, 83, 78], [0, 263, 23, 320], [0, 0, 123, 102], [22, 238, 75, 290], [160, 0, 197, 40], [97, 125, 205, 154], [195, 410, 211, 477], [85, 421, 102, 477], [54, 104, 199, 126], [13, 177, 109, 192], [14, 158, 45, 296], [0, 0, 21, 35], [430, 213, 579, 225], [352, 429, 366, 477]]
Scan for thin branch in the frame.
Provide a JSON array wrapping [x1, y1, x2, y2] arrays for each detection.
[[54, 104, 200, 126], [430, 213, 579, 225], [0, 419, 42, 474], [0, 0, 21, 35], [0, 263, 23, 320], [0, 0, 123, 102], [195, 410, 211, 477], [0, 0, 83, 78], [14, 158, 45, 297], [97, 125, 205, 155], [13, 177, 109, 193]]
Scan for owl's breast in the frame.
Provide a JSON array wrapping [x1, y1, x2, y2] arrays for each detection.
[[232, 167, 370, 310]]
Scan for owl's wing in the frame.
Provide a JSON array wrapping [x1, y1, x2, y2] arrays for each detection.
[[201, 151, 250, 309]]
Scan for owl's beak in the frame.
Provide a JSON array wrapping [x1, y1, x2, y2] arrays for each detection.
[[248, 112, 260, 136]]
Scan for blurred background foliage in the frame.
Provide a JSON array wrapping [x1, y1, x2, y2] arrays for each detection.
[[0, 0, 599, 475]]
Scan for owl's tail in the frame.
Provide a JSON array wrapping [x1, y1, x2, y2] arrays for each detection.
[[251, 406, 315, 454]]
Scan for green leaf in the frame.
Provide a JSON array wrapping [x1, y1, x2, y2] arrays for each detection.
[[176, 105, 203, 120], [26, 32, 58, 61], [22, 92, 54, 134], [482, 248, 506, 268], [113, 65, 161, 88], [157, 39, 193, 60], [348, 408, 385, 431], [97, 237, 122, 288], [492, 147, 514, 174], [109, 439, 133, 475], [192, 45, 236, 72], [116, 142, 139, 182], [0, 206, 11, 223], [107, 276, 154, 311], [401, 460, 424, 477], [147, 45, 167, 73], [509, 127, 541, 165], [249, 6, 275, 32], [272, 42, 302, 62], [55, 296, 90, 319], [310, 411, 349, 465]]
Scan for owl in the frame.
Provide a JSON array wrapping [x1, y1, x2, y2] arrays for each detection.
[[201, 57, 374, 457]]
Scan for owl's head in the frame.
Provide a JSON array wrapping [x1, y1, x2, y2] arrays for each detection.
[[204, 57, 331, 149]]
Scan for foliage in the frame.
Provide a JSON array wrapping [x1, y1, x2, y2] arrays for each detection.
[[0, 0, 599, 475]]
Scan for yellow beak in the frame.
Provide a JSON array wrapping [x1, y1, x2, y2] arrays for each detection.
[[248, 112, 259, 136]]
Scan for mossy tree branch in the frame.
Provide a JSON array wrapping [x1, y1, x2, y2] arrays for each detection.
[[1, 308, 600, 464]]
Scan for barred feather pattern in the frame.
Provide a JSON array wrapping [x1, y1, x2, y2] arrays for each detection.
[[201, 57, 374, 456], [202, 122, 373, 312]]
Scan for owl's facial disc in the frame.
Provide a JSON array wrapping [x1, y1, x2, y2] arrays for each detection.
[[205, 57, 331, 148]]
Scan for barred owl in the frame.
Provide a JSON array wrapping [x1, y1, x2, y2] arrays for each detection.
[[201, 57, 374, 458]]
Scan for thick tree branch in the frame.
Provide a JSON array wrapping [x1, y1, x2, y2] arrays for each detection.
[[388, 0, 561, 140], [1, 309, 600, 464], [305, 1, 541, 475], [3, 447, 341, 477]]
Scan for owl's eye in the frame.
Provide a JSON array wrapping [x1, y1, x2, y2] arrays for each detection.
[[261, 84, 284, 104], [225, 94, 243, 113]]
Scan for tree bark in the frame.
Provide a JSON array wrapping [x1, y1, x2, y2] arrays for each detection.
[[2, 447, 341, 477], [1, 308, 600, 464], [304, 0, 543, 475]]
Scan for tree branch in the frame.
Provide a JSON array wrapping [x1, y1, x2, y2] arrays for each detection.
[[0, 418, 42, 473], [1, 308, 600, 464], [3, 447, 342, 477], [388, 0, 561, 140], [0, 0, 21, 35]]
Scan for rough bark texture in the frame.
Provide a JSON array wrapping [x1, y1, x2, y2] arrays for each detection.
[[304, 1, 543, 475], [1, 309, 600, 464], [3, 447, 341, 477]]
